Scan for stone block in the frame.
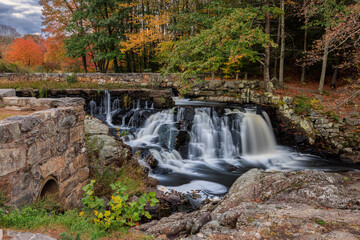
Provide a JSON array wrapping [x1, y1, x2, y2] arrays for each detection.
[[11, 192, 33, 207], [0, 89, 16, 97], [345, 118, 360, 126], [73, 154, 88, 169], [282, 96, 293, 105], [0, 121, 21, 144], [11, 172, 31, 197], [59, 177, 76, 199], [27, 140, 53, 165], [39, 156, 64, 177], [70, 125, 85, 143], [77, 167, 89, 182], [6, 115, 40, 132], [55, 130, 70, 153], [208, 80, 224, 89], [0, 148, 26, 177]]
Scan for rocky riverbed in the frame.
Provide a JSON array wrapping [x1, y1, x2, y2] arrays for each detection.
[[137, 169, 360, 240]]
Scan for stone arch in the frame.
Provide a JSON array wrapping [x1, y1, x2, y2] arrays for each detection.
[[38, 176, 59, 200]]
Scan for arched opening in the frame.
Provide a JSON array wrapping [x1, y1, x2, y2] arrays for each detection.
[[39, 176, 59, 200]]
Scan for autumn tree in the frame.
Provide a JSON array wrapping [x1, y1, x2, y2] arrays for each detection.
[[302, 0, 349, 94], [6, 37, 45, 67]]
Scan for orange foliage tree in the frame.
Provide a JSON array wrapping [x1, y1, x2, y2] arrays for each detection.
[[6, 37, 45, 67]]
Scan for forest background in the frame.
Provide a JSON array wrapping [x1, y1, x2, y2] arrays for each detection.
[[1, 0, 360, 94]]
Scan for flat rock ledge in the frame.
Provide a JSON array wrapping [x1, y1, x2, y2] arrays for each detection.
[[137, 169, 360, 240], [0, 229, 56, 240]]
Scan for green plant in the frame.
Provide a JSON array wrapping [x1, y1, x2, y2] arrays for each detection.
[[30, 90, 36, 98], [294, 96, 312, 115], [116, 128, 130, 138], [179, 78, 194, 97], [315, 219, 326, 226], [324, 110, 340, 122], [39, 88, 45, 98], [310, 98, 324, 110], [66, 73, 78, 84], [122, 95, 133, 108], [0, 191, 7, 207], [82, 180, 158, 230], [97, 89, 102, 96]]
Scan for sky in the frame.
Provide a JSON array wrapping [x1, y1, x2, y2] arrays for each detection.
[[0, 0, 42, 35]]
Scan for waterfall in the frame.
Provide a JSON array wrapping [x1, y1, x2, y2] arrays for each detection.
[[137, 99, 140, 109], [89, 100, 97, 116], [88, 95, 358, 197], [130, 108, 176, 145], [241, 112, 276, 155], [126, 106, 277, 174], [104, 91, 113, 126], [112, 98, 121, 111]]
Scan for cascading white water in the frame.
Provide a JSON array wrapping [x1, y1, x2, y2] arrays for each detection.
[[241, 111, 276, 155], [89, 94, 358, 197], [126, 106, 277, 174], [89, 100, 97, 116]]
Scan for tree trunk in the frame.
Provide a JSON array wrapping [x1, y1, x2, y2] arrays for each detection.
[[301, 0, 308, 84], [319, 35, 330, 94], [279, 0, 285, 87], [113, 58, 119, 73], [130, 51, 135, 73], [331, 68, 338, 89], [264, 8, 272, 93], [81, 55, 87, 73], [274, 16, 281, 79]]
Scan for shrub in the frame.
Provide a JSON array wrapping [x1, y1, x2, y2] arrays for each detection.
[[32, 65, 46, 73], [293, 96, 311, 115], [0, 59, 29, 73], [66, 73, 78, 84], [81, 180, 158, 230]]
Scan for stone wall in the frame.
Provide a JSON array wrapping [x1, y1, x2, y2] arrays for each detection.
[[0, 73, 176, 87], [0, 73, 263, 99], [267, 93, 360, 163], [186, 80, 263, 104], [0, 96, 89, 208]]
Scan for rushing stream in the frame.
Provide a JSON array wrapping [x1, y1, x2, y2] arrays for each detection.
[[88, 91, 359, 200]]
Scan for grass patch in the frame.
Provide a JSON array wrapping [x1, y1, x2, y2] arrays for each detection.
[[0, 190, 154, 240], [0, 207, 107, 239]]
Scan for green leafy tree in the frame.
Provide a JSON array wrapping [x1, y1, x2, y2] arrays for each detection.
[[64, 0, 90, 73], [160, 6, 278, 87]]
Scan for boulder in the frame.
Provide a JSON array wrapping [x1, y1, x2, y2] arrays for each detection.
[[138, 169, 360, 239], [84, 116, 109, 135], [85, 116, 130, 166]]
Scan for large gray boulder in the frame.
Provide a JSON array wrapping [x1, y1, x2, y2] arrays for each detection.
[[138, 169, 360, 239], [84, 116, 130, 167]]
